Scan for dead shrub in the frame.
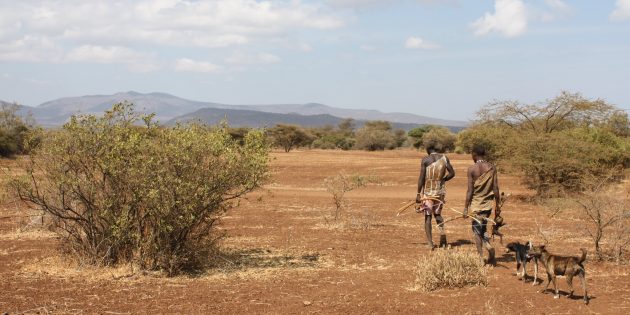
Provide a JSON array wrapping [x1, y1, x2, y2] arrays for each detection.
[[576, 189, 630, 263], [323, 172, 380, 223], [413, 249, 488, 292]]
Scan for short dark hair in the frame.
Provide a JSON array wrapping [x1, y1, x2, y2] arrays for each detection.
[[472, 144, 486, 156], [425, 140, 441, 154]]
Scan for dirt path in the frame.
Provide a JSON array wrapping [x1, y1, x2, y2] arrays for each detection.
[[1, 150, 629, 314]]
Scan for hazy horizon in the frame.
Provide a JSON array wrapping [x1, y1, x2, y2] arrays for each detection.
[[1, 0, 629, 121]]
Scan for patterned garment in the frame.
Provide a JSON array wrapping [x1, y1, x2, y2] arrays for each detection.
[[423, 155, 448, 197]]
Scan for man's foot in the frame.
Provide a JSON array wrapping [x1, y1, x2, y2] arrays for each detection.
[[487, 248, 496, 266], [439, 235, 447, 248], [427, 242, 435, 251]]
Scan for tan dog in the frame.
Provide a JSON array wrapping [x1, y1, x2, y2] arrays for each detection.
[[527, 245, 589, 304]]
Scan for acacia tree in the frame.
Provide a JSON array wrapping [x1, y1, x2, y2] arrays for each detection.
[[460, 91, 628, 195], [11, 103, 269, 274], [269, 124, 313, 152]]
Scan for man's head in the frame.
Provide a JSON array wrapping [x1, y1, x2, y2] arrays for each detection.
[[425, 140, 440, 154], [471, 144, 486, 162]]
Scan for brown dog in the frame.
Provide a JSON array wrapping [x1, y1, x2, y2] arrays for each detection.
[[527, 245, 589, 304]]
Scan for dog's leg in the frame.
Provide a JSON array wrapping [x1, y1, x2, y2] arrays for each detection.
[[532, 258, 538, 286], [566, 273, 574, 298], [579, 270, 589, 305], [516, 253, 522, 278], [522, 259, 528, 282], [540, 272, 551, 293], [552, 275, 559, 299]]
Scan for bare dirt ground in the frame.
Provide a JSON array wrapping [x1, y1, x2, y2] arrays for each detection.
[[1, 150, 629, 314]]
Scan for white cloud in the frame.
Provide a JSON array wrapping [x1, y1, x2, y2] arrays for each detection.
[[611, 0, 630, 21], [0, 0, 343, 67], [174, 58, 221, 74], [404, 37, 440, 49], [327, 0, 457, 9], [65, 45, 160, 72], [472, 0, 528, 38], [0, 35, 62, 62], [225, 52, 282, 66], [538, 0, 571, 21], [544, 0, 569, 12]]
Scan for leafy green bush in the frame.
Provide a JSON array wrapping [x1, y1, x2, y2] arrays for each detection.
[[422, 126, 456, 152], [408, 126, 430, 149], [0, 102, 34, 157], [459, 91, 629, 196], [11, 103, 269, 275]]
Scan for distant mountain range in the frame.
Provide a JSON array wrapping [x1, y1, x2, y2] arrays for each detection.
[[4, 91, 468, 130]]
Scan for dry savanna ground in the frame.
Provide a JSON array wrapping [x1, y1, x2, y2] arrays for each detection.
[[1, 150, 630, 314]]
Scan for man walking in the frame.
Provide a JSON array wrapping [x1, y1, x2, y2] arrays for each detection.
[[416, 141, 455, 250], [463, 144, 501, 265]]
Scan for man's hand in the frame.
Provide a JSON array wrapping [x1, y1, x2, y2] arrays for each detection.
[[415, 194, 422, 204], [462, 208, 468, 219]]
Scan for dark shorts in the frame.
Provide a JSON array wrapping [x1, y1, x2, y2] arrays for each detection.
[[472, 210, 492, 238]]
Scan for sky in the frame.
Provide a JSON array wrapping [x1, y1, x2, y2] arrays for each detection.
[[0, 0, 629, 121]]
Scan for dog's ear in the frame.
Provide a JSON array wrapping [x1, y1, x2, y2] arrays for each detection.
[[527, 240, 533, 249]]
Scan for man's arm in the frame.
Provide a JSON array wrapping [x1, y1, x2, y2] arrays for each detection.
[[416, 159, 427, 203], [493, 167, 501, 216], [444, 156, 455, 182], [463, 166, 474, 217]]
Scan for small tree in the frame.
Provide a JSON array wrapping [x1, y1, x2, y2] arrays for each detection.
[[11, 103, 269, 274], [466, 91, 628, 196], [269, 124, 313, 152], [408, 126, 431, 149], [0, 102, 34, 157], [422, 126, 456, 152]]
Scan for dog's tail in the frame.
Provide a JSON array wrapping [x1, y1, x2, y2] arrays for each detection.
[[578, 248, 587, 263]]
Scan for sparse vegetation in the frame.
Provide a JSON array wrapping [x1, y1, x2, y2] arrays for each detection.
[[10, 103, 269, 275], [0, 102, 35, 157], [413, 248, 488, 292], [324, 172, 379, 222], [268, 124, 313, 152], [354, 121, 401, 151], [458, 91, 630, 196], [421, 126, 456, 152], [575, 176, 630, 262]]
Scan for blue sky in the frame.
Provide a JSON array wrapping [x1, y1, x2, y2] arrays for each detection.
[[0, 0, 629, 120]]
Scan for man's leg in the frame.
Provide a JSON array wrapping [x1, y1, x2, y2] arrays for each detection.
[[435, 214, 447, 248], [472, 218, 484, 263], [424, 213, 434, 250], [479, 211, 495, 265]]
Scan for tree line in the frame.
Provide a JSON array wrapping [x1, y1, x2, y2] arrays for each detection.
[[251, 120, 458, 153]]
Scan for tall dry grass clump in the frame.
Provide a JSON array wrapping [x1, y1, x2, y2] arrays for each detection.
[[413, 249, 487, 292]]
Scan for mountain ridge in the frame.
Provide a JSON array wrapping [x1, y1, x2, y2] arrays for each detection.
[[4, 91, 468, 128]]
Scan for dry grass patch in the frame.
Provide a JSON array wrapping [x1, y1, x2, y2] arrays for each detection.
[[413, 248, 487, 292]]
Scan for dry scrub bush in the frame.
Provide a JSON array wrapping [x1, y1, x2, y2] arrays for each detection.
[[414, 249, 488, 292], [10, 103, 269, 275], [575, 178, 630, 263], [324, 173, 379, 223]]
